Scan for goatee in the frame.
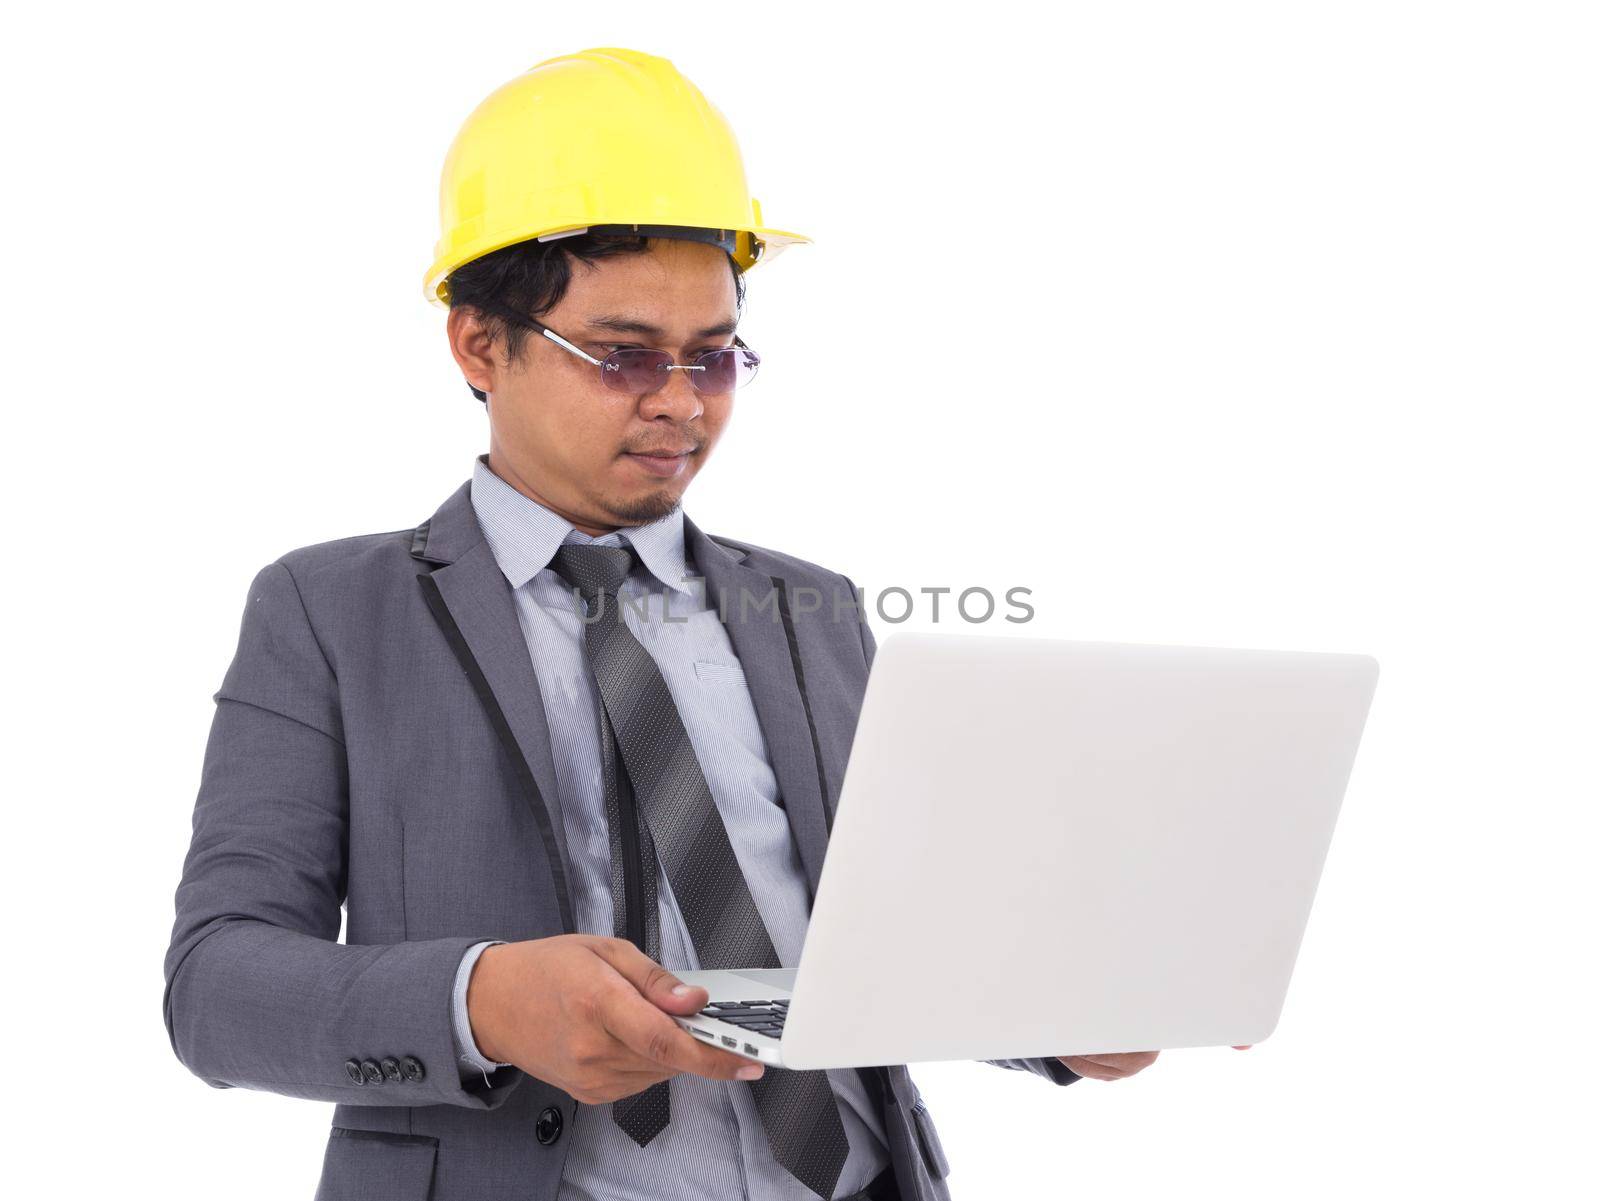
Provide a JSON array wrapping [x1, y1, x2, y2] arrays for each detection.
[[609, 490, 683, 525]]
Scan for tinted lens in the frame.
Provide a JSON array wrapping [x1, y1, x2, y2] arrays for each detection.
[[692, 348, 760, 394], [599, 347, 761, 395], [601, 349, 674, 394]]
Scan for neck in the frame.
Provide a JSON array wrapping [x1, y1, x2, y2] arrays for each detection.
[[484, 450, 619, 538]]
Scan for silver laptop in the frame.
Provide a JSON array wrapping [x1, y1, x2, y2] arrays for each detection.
[[673, 630, 1379, 1069]]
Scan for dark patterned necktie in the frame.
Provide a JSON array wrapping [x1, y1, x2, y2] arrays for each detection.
[[599, 691, 668, 1140], [550, 542, 850, 1200]]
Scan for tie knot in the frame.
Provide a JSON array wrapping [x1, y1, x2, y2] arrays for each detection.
[[550, 542, 638, 600]]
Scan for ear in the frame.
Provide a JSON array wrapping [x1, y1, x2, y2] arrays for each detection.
[[447, 306, 499, 397]]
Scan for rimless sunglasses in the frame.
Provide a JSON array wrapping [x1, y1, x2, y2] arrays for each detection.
[[476, 303, 762, 397]]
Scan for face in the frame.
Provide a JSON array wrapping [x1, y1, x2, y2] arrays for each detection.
[[448, 238, 740, 536]]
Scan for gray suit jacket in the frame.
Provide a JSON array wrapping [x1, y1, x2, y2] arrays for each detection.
[[163, 476, 1078, 1201]]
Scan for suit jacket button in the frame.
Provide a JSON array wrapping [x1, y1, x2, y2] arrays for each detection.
[[400, 1055, 426, 1083], [344, 1059, 365, 1084], [360, 1060, 384, 1084], [535, 1106, 564, 1145], [380, 1057, 403, 1082]]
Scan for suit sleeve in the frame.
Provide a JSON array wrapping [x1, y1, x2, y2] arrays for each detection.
[[842, 574, 1081, 1089], [980, 1055, 1082, 1085], [162, 560, 525, 1109]]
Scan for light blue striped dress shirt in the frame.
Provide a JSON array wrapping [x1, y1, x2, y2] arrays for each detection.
[[448, 453, 892, 1201]]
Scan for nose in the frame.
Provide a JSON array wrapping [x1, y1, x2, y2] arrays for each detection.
[[637, 364, 704, 423]]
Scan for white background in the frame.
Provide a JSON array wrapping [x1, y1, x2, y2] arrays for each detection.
[[4, 2, 1596, 1197]]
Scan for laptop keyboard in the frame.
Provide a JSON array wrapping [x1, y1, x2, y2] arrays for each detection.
[[699, 999, 788, 1039]]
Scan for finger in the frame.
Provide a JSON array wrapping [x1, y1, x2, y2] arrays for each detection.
[[607, 1064, 679, 1092], [1061, 1055, 1132, 1079], [596, 988, 764, 1082], [588, 938, 709, 1014], [1077, 1060, 1135, 1079], [1232, 1045, 1253, 1050], [1062, 1057, 1130, 1080], [1081, 1051, 1157, 1072]]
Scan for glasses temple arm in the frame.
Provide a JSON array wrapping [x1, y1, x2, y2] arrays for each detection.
[[469, 300, 751, 367], [471, 302, 603, 365]]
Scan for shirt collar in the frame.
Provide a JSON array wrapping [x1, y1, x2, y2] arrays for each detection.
[[469, 453, 694, 595]]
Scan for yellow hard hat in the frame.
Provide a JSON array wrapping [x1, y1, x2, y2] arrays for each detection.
[[424, 47, 811, 307]]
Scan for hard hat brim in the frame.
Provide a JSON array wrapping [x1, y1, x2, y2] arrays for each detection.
[[425, 224, 812, 308]]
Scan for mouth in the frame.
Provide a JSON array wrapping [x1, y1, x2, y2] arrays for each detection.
[[622, 445, 697, 479]]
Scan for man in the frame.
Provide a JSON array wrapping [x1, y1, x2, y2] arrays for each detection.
[[162, 47, 1167, 1201]]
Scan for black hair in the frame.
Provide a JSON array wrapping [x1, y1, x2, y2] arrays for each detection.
[[444, 232, 749, 403]]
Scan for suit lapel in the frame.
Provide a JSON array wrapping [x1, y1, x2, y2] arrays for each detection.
[[686, 517, 832, 905], [411, 480, 576, 932]]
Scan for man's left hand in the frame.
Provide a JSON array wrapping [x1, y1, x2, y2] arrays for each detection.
[[1058, 1044, 1252, 1081]]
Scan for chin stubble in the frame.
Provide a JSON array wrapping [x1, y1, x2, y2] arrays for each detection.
[[608, 490, 684, 525]]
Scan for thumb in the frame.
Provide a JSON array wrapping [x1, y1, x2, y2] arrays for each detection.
[[592, 938, 708, 1013], [657, 977, 709, 1013]]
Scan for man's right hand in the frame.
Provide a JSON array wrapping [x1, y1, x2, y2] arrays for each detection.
[[465, 935, 764, 1103]]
